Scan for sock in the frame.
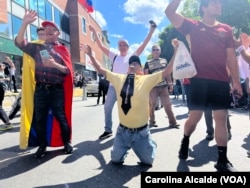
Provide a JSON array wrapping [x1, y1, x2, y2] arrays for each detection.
[[217, 146, 228, 163], [183, 135, 190, 143]]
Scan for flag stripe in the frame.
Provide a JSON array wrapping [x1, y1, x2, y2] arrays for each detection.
[[78, 0, 94, 13]]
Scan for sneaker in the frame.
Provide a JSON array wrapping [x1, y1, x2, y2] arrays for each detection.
[[214, 161, 237, 172], [34, 146, 46, 158], [99, 132, 112, 139], [0, 124, 13, 131], [149, 121, 158, 128], [64, 142, 73, 154], [169, 123, 180, 128], [206, 134, 214, 141], [178, 139, 189, 160]]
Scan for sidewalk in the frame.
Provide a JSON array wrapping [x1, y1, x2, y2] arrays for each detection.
[[3, 88, 84, 108]]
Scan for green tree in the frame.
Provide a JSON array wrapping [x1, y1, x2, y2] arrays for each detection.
[[219, 0, 250, 37]]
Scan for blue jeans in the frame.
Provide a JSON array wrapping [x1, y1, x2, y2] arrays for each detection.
[[104, 85, 117, 133], [111, 125, 157, 165]]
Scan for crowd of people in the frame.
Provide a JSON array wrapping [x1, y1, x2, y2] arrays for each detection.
[[1, 0, 250, 172]]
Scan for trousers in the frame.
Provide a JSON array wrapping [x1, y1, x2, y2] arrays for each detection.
[[34, 83, 71, 147]]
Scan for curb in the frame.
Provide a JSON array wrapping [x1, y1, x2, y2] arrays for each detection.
[[3, 88, 84, 108]]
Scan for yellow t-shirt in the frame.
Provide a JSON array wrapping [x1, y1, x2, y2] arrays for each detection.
[[106, 70, 162, 128]]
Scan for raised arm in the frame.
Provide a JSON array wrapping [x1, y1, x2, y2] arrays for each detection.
[[162, 39, 179, 78], [89, 25, 109, 56], [237, 33, 250, 64], [134, 21, 157, 56], [16, 10, 37, 44], [80, 44, 106, 77], [165, 0, 184, 29], [5, 56, 15, 69]]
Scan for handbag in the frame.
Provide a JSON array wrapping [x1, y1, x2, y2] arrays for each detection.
[[172, 41, 197, 79]]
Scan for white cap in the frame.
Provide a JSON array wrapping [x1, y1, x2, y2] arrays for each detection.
[[118, 39, 129, 47]]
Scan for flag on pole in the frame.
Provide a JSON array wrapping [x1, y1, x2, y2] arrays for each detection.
[[78, 0, 94, 13]]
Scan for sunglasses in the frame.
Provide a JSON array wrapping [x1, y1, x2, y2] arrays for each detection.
[[152, 49, 160, 51]]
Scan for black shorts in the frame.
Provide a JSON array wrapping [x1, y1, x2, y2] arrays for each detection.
[[189, 78, 231, 110]]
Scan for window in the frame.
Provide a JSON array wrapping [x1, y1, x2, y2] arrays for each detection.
[[38, 0, 46, 19], [82, 18, 86, 34], [29, 0, 38, 12], [0, 14, 12, 39], [91, 31, 95, 41], [13, 0, 25, 7], [12, 15, 22, 39], [61, 14, 70, 35], [45, 1, 52, 21], [30, 25, 38, 41], [54, 8, 61, 29]]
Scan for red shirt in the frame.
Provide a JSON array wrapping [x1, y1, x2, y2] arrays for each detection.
[[178, 18, 234, 82]]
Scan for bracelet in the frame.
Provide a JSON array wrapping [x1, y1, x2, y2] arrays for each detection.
[[236, 45, 245, 54]]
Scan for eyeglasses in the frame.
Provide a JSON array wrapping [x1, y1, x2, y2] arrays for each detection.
[[152, 49, 160, 51]]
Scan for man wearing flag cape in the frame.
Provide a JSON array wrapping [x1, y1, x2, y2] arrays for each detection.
[[15, 10, 73, 158]]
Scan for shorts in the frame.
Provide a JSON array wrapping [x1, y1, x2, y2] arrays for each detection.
[[189, 78, 231, 110]]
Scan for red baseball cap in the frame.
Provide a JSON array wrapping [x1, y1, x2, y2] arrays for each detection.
[[41, 20, 60, 31]]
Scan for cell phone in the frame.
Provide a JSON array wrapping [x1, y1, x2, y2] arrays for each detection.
[[40, 50, 50, 59], [149, 20, 157, 28]]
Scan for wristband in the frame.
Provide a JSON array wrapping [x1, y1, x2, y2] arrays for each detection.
[[236, 45, 245, 54]]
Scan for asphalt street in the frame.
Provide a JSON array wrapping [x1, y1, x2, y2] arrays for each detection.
[[0, 95, 250, 188]]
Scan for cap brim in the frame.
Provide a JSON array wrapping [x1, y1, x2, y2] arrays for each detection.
[[42, 21, 59, 31]]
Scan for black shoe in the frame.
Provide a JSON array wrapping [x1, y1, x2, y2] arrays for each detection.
[[206, 134, 214, 141], [178, 139, 189, 160], [99, 132, 112, 139], [214, 161, 237, 172], [64, 143, 73, 154], [34, 146, 46, 158]]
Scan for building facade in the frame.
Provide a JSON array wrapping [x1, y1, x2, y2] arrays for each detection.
[[0, 0, 110, 88]]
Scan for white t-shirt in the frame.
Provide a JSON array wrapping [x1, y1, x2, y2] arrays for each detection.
[[109, 51, 133, 74], [9, 67, 15, 76]]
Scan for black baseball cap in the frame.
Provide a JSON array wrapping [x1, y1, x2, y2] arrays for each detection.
[[129, 55, 141, 66]]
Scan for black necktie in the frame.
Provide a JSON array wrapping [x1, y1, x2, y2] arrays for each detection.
[[120, 74, 135, 115]]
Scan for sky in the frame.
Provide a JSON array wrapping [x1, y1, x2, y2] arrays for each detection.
[[88, 0, 172, 64]]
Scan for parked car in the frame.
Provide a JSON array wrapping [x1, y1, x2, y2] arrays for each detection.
[[86, 80, 99, 96]]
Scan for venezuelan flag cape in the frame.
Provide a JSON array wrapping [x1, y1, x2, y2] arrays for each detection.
[[19, 40, 73, 149]]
